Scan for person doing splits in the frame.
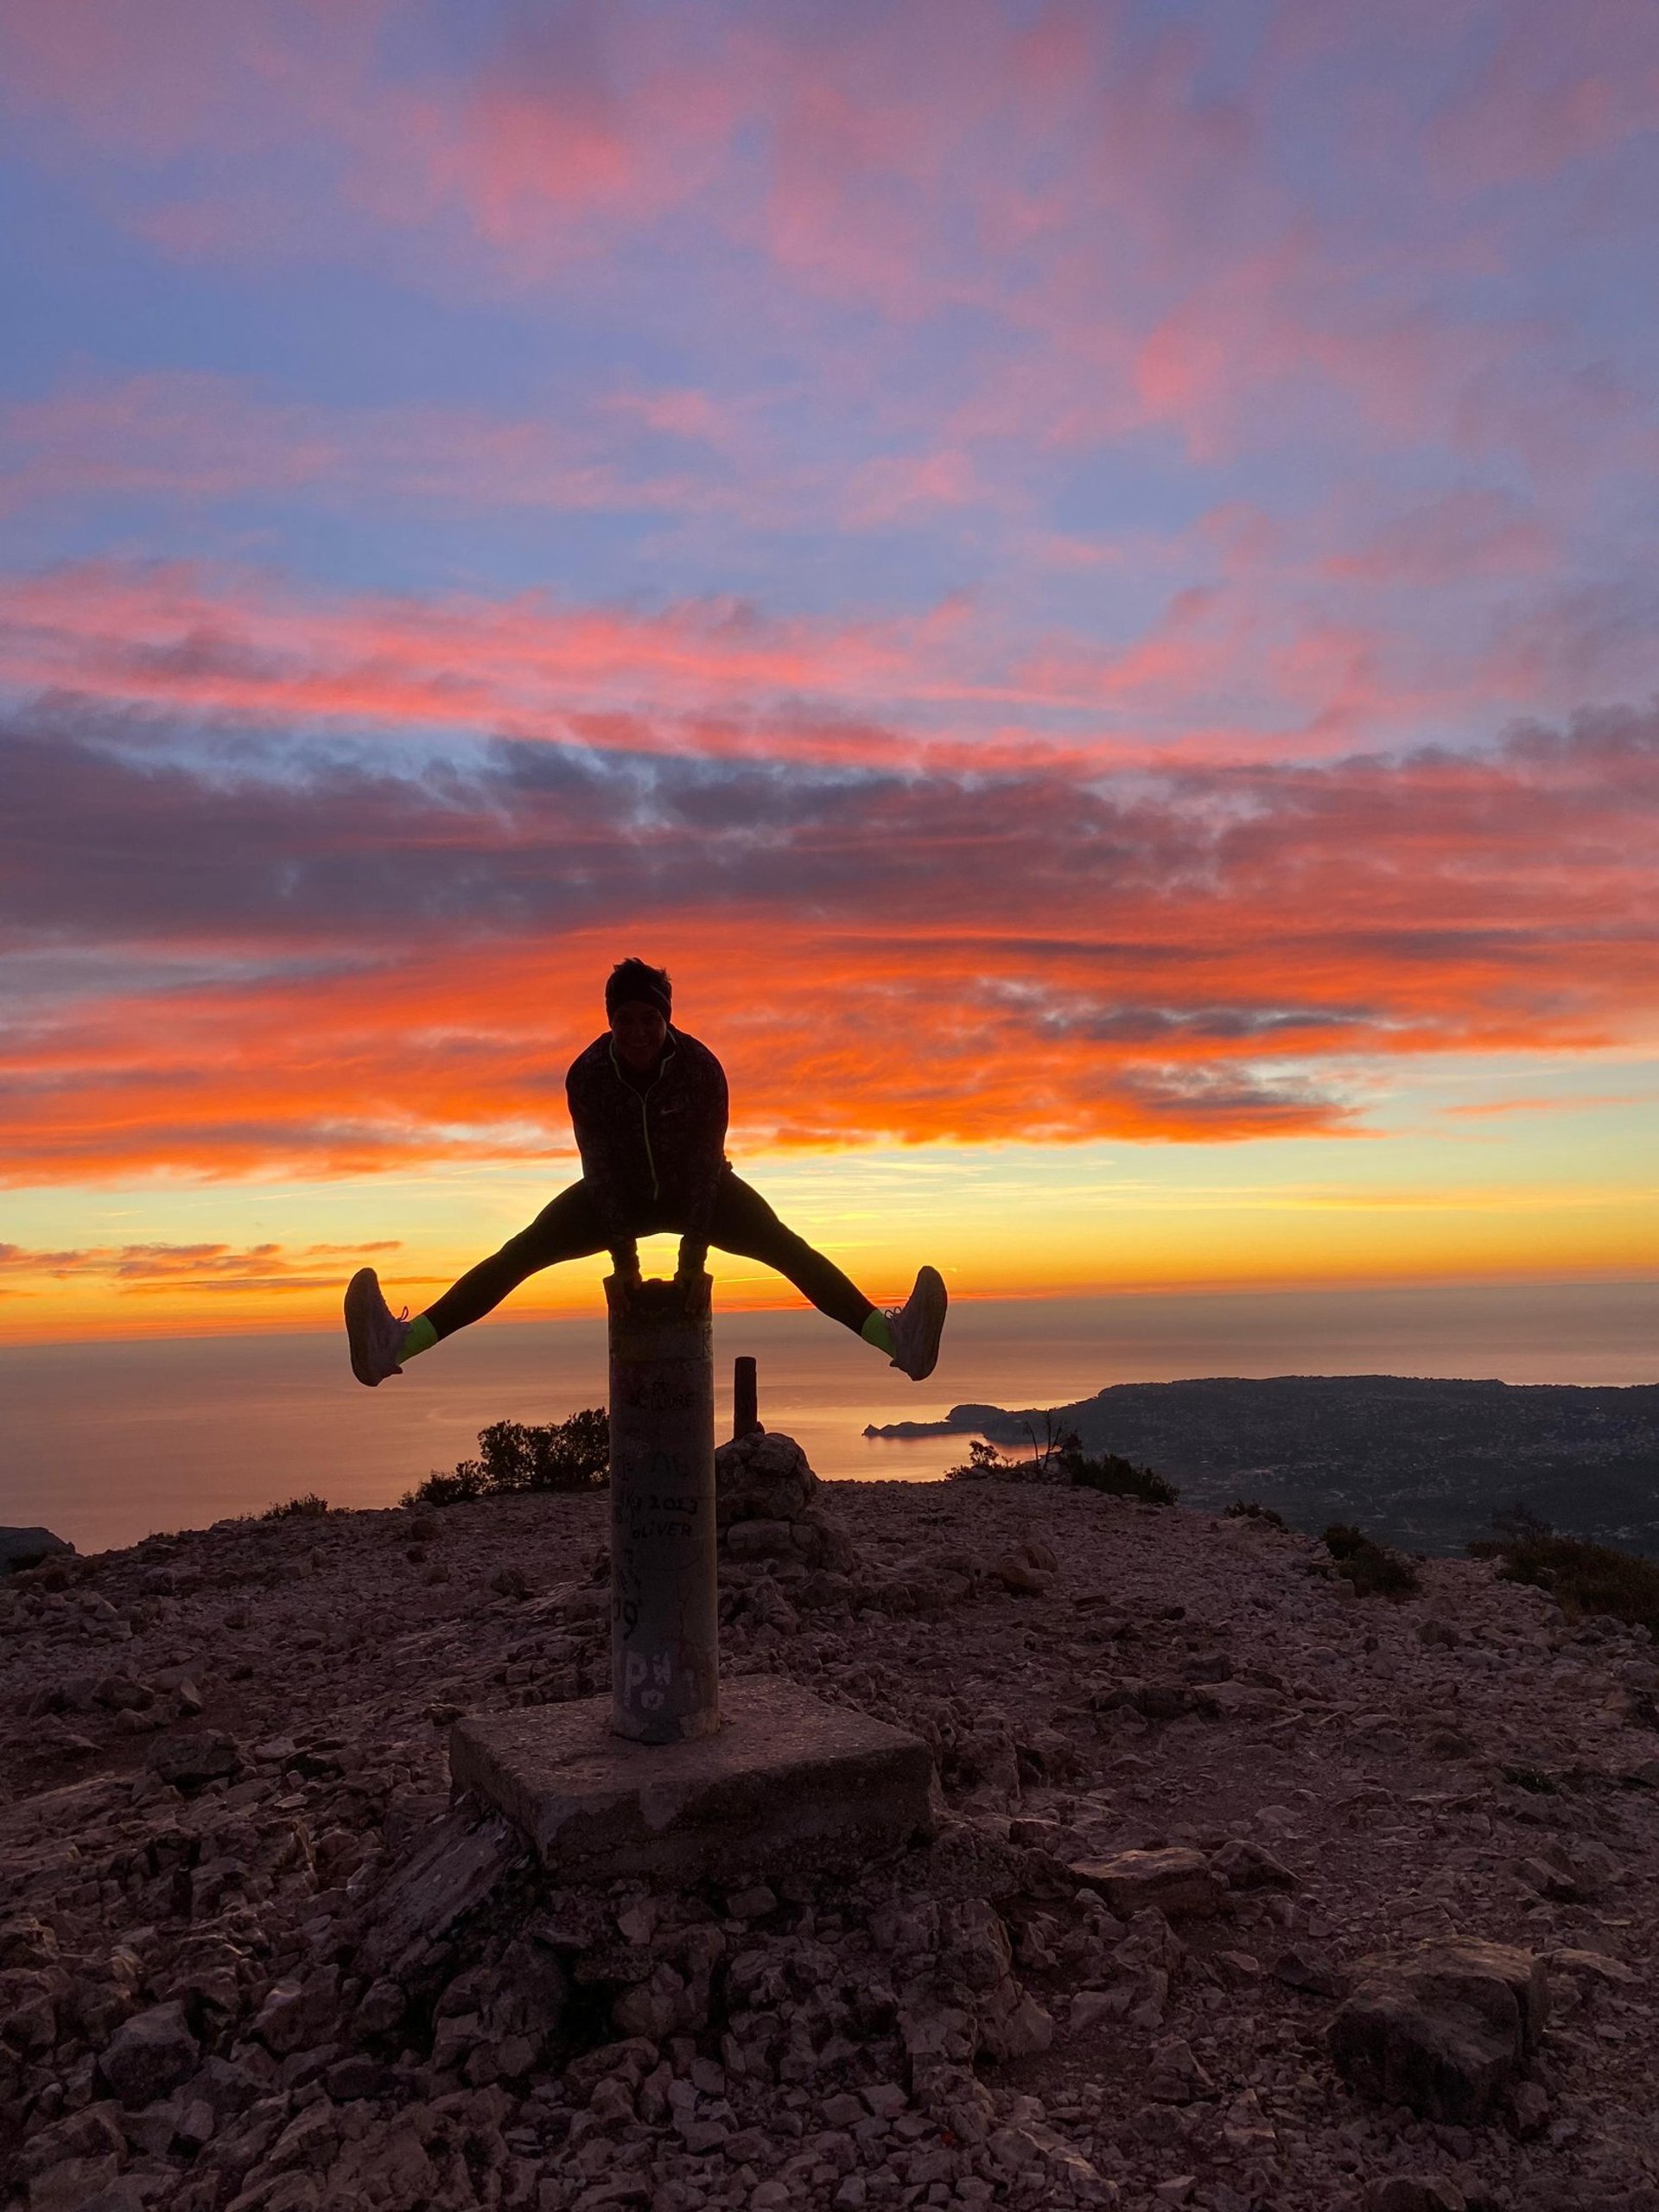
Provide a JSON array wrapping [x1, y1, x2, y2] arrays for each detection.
[[343, 957, 949, 1388]]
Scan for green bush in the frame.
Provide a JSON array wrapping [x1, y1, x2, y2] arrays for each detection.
[[403, 1409, 609, 1509], [1225, 1498, 1286, 1529], [1323, 1522, 1420, 1598], [1471, 1523, 1659, 1638], [261, 1492, 330, 1520], [944, 1439, 1020, 1479], [405, 1462, 491, 1509], [1067, 1450, 1179, 1505]]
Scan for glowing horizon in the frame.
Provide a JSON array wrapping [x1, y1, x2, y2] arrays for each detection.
[[3, 3, 1656, 1347]]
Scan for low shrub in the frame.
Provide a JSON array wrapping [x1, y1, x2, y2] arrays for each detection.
[[404, 1408, 609, 1509], [261, 1492, 330, 1520], [1225, 1498, 1286, 1529], [944, 1438, 1020, 1480], [1323, 1522, 1420, 1598], [1491, 1501, 1554, 1544], [405, 1462, 491, 1509], [944, 1431, 1178, 1503], [1471, 1523, 1659, 1638], [1068, 1451, 1179, 1506]]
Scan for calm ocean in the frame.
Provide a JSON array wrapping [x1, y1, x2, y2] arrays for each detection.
[[3, 1279, 1656, 1556]]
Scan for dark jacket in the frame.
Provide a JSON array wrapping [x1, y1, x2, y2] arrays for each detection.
[[565, 1027, 729, 1266]]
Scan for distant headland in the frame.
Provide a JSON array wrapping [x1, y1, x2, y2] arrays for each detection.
[[867, 1374, 1659, 1557]]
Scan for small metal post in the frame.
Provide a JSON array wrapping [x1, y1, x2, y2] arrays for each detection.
[[606, 1273, 719, 1744], [733, 1355, 760, 1440]]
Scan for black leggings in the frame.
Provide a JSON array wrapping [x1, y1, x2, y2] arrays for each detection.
[[424, 1171, 876, 1341]]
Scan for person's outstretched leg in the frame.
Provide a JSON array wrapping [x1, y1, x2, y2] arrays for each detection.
[[709, 1172, 948, 1381], [344, 1182, 607, 1387]]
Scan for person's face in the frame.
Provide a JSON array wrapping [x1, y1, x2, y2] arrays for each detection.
[[611, 1001, 668, 1071]]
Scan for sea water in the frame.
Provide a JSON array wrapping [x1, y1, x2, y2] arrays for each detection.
[[2, 1278, 1655, 1556]]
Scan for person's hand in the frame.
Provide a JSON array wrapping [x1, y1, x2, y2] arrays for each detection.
[[611, 1260, 645, 1313]]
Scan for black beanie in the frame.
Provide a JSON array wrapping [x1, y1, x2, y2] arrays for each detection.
[[605, 958, 672, 1021]]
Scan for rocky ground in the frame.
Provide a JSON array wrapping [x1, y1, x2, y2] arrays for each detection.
[[4, 1443, 1659, 2212]]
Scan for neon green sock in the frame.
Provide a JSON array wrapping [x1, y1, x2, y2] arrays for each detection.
[[861, 1309, 895, 1357], [400, 1314, 438, 1363]]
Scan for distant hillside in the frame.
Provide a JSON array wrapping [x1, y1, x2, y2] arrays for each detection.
[[867, 1375, 1659, 1555]]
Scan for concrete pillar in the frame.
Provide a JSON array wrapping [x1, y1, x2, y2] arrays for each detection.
[[733, 1355, 760, 1440], [605, 1273, 719, 1744]]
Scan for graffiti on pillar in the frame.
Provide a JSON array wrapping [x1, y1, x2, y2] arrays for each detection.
[[607, 1275, 719, 1741], [620, 1635, 713, 1714], [615, 1370, 703, 1414], [616, 1448, 702, 1546]]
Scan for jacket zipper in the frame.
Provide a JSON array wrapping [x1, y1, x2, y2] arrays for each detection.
[[610, 1036, 676, 1203]]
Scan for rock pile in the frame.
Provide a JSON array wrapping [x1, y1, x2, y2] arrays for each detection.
[[715, 1430, 856, 1573], [3, 1470, 1659, 2209]]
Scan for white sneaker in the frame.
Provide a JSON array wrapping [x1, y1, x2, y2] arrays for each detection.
[[887, 1265, 948, 1381], [345, 1268, 407, 1387]]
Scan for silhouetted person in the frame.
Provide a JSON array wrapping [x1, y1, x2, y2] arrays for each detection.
[[344, 957, 948, 1386]]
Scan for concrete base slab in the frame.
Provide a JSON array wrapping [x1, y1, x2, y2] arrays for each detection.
[[450, 1675, 940, 1887]]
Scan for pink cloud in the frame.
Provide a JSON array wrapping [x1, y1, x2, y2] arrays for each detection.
[[5, 540, 1656, 782], [0, 373, 707, 521], [398, 10, 745, 266], [1429, 3, 1659, 189], [1323, 487, 1555, 585], [3, 0, 1650, 493], [843, 447, 983, 527], [0, 0, 389, 158]]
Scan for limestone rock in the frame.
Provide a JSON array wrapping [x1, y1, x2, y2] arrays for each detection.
[[1210, 1836, 1297, 1890], [98, 2000, 200, 2107], [1366, 2180, 1466, 2212], [16, 2102, 127, 2181], [1505, 2079, 1552, 2137], [937, 1897, 1012, 1991], [25, 2154, 124, 2210], [726, 1518, 798, 1563], [988, 1552, 1052, 1597], [979, 1983, 1055, 2061], [147, 1728, 243, 1787], [1272, 1943, 1349, 1997], [1329, 1938, 1548, 2122], [1070, 1986, 1126, 2031], [1547, 1946, 1635, 1987], [1071, 1847, 1225, 1920], [1147, 2035, 1217, 2101], [354, 1802, 526, 1983], [1194, 1678, 1285, 1721], [912, 2059, 995, 2145]]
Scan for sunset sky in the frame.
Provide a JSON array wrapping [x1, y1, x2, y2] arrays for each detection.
[[3, 0, 1656, 1341]]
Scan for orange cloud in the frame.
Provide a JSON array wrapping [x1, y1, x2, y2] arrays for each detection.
[[3, 689, 1655, 1186], [0, 1237, 403, 1294]]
